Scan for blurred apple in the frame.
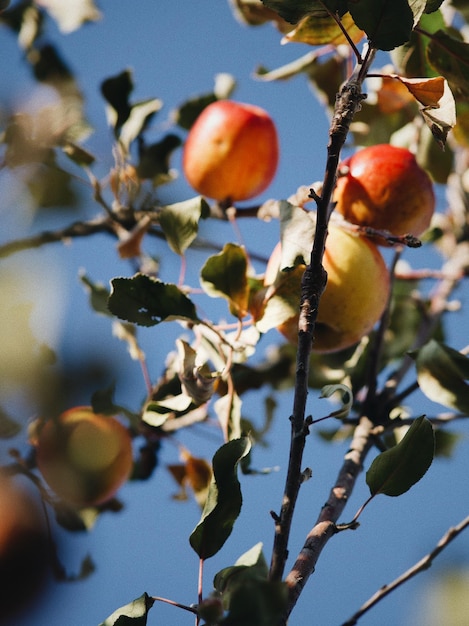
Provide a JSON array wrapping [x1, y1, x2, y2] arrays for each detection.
[[334, 144, 435, 238], [34, 407, 133, 507], [263, 224, 390, 353], [0, 472, 49, 623], [183, 100, 279, 202]]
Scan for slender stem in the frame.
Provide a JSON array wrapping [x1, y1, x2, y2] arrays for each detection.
[[341, 514, 469, 626]]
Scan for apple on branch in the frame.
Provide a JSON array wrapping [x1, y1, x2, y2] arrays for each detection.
[[333, 144, 435, 240], [33, 407, 133, 508], [183, 99, 279, 203], [259, 224, 390, 353]]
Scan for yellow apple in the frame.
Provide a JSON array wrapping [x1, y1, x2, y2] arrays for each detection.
[[262, 224, 390, 353], [35, 407, 133, 507], [334, 144, 435, 238], [183, 99, 279, 202]]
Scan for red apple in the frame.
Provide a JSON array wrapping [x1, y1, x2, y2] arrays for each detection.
[[34, 407, 133, 507], [183, 100, 279, 202], [334, 144, 435, 238]]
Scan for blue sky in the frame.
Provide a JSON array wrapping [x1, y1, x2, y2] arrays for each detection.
[[1, 2, 469, 625]]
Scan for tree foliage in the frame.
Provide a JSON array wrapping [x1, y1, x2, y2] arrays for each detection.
[[1, 1, 469, 625]]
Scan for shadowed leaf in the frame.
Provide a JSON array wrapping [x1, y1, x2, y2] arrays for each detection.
[[190, 437, 251, 559], [413, 340, 469, 413], [108, 274, 199, 326], [366, 416, 434, 497]]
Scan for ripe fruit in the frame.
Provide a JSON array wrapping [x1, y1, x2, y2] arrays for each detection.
[[35, 407, 133, 507], [263, 224, 390, 353], [0, 473, 49, 619], [334, 144, 435, 238], [183, 100, 279, 202]]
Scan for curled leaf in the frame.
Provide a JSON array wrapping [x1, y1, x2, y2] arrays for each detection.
[[177, 339, 219, 405], [189, 437, 251, 559], [319, 383, 353, 420]]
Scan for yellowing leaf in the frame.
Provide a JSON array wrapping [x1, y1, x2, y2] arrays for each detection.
[[282, 12, 364, 47], [396, 75, 445, 107]]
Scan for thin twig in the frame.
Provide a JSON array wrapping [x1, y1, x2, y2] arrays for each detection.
[[341, 514, 469, 626], [282, 416, 376, 621]]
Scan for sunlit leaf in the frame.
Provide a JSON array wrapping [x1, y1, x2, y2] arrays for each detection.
[[177, 340, 219, 405], [189, 437, 251, 559], [200, 243, 250, 319], [366, 416, 434, 497], [167, 447, 212, 507], [35, 0, 101, 33], [214, 391, 242, 441], [80, 272, 112, 316], [108, 275, 200, 326], [62, 141, 95, 166], [119, 98, 163, 151], [282, 12, 364, 47], [413, 340, 469, 413], [159, 196, 210, 256], [99, 592, 155, 626], [319, 383, 353, 420]]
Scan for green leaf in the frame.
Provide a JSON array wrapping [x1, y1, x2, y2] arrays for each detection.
[[119, 98, 163, 151], [99, 593, 155, 626], [213, 542, 288, 623], [413, 340, 469, 413], [0, 408, 21, 438], [136, 133, 182, 183], [214, 392, 242, 441], [159, 196, 210, 255], [366, 416, 435, 497], [319, 383, 353, 420], [261, 0, 348, 25], [177, 340, 219, 405], [101, 70, 133, 133], [108, 274, 199, 326], [427, 30, 469, 96], [214, 543, 268, 597], [200, 243, 250, 319], [189, 437, 251, 559], [80, 272, 112, 316], [221, 578, 288, 626], [349, 0, 414, 51], [63, 142, 96, 166]]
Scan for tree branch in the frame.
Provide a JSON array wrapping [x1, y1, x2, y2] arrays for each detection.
[[269, 45, 376, 584], [341, 514, 469, 626]]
